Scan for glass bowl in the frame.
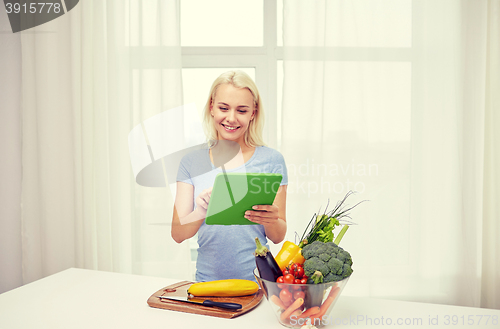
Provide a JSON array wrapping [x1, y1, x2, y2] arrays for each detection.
[[254, 268, 349, 328]]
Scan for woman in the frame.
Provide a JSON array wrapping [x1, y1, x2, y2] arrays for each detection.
[[171, 70, 288, 282]]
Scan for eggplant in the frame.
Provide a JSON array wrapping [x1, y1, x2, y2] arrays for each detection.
[[254, 237, 283, 282]]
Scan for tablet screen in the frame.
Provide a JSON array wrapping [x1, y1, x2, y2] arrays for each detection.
[[205, 173, 283, 225]]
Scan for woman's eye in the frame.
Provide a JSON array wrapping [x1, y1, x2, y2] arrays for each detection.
[[238, 110, 248, 114], [219, 107, 228, 111]]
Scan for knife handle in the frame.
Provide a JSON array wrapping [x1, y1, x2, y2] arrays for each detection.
[[202, 300, 242, 310]]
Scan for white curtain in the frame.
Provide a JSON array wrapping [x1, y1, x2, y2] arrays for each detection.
[[20, 0, 192, 284], [482, 0, 500, 309], [282, 0, 499, 309]]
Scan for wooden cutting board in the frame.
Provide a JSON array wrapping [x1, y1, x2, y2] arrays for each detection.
[[147, 281, 264, 319]]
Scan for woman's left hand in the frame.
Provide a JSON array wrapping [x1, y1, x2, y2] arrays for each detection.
[[244, 204, 280, 226]]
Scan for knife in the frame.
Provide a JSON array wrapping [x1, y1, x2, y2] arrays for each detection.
[[156, 295, 242, 310]]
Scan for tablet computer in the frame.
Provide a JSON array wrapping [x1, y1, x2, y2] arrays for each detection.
[[205, 172, 283, 225]]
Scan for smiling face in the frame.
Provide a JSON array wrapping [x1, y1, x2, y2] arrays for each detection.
[[210, 83, 256, 147]]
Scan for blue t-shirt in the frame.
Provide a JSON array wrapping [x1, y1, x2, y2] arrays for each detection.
[[176, 145, 288, 282]]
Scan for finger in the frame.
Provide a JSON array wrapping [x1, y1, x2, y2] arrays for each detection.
[[245, 212, 278, 223], [251, 205, 269, 211], [198, 195, 209, 208], [245, 211, 275, 219], [251, 205, 279, 212], [247, 206, 278, 215], [201, 190, 211, 202], [197, 201, 207, 210]]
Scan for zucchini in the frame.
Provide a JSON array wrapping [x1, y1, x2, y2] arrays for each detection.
[[188, 279, 259, 297]]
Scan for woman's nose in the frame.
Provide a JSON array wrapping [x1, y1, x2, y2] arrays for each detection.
[[226, 110, 236, 122]]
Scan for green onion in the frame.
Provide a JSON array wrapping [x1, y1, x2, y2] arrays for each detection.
[[298, 191, 365, 248]]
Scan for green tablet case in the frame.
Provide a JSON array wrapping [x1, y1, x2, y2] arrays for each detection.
[[205, 173, 283, 225]]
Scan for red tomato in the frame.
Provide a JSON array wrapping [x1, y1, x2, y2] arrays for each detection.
[[295, 266, 305, 279], [289, 263, 298, 276], [292, 278, 302, 290], [293, 290, 305, 300], [276, 276, 285, 289], [284, 274, 295, 284], [279, 288, 292, 304], [300, 278, 308, 284]]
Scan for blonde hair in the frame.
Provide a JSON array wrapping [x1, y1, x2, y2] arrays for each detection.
[[202, 70, 265, 148]]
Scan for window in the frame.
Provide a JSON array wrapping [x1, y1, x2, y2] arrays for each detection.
[[182, 68, 256, 115], [181, 0, 264, 47]]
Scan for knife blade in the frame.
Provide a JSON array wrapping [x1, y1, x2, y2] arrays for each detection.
[[156, 295, 242, 310]]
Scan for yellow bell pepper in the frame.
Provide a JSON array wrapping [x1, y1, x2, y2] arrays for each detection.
[[275, 241, 305, 272]]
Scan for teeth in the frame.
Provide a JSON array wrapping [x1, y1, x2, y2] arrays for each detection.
[[224, 125, 238, 130]]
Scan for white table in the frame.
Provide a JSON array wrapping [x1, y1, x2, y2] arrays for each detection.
[[0, 268, 498, 328]]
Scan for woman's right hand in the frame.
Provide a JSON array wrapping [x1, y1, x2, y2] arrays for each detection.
[[172, 184, 212, 243], [195, 187, 213, 216]]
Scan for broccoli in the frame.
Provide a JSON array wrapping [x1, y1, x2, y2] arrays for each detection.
[[324, 273, 343, 283], [302, 240, 331, 263], [342, 264, 353, 278], [303, 257, 330, 277], [342, 250, 353, 266], [301, 240, 325, 259], [310, 271, 324, 284], [318, 253, 331, 262], [301, 241, 354, 283], [325, 241, 339, 255], [336, 250, 347, 262], [327, 257, 343, 275]]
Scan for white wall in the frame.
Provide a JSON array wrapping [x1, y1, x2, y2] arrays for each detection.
[[0, 10, 23, 294]]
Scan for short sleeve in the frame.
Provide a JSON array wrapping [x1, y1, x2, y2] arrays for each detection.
[[272, 151, 288, 185], [176, 154, 193, 185]]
